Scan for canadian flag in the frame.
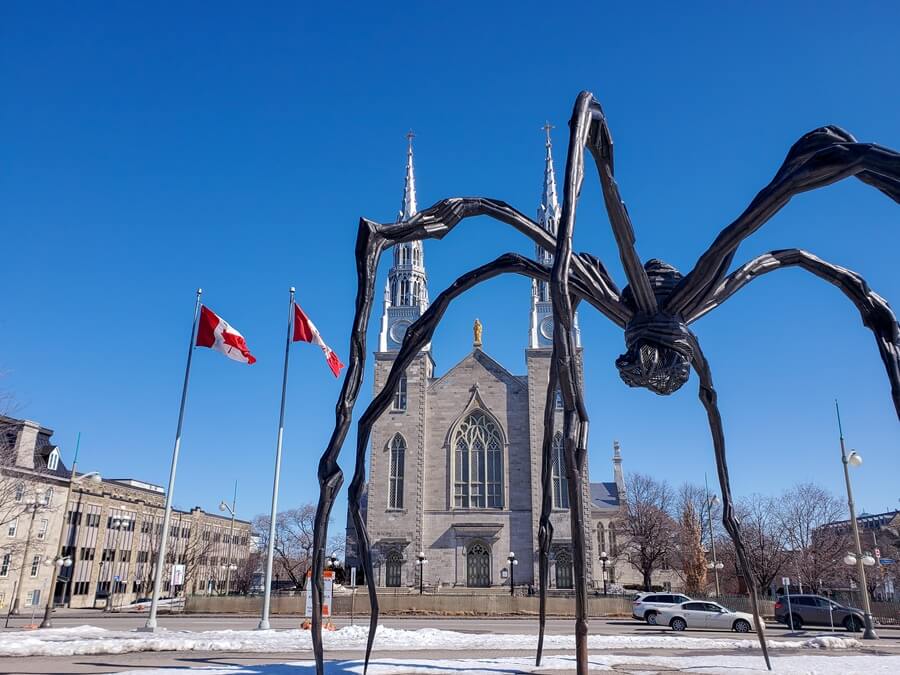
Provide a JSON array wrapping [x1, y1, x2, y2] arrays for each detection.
[[196, 306, 257, 364], [293, 303, 344, 377]]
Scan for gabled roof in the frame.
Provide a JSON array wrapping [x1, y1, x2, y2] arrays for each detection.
[[35, 444, 71, 479], [590, 481, 620, 510], [429, 349, 524, 392]]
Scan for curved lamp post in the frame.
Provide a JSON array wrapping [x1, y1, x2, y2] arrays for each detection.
[[219, 494, 237, 596], [599, 551, 609, 595]]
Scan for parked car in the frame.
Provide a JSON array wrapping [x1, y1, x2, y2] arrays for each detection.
[[774, 594, 865, 632], [658, 600, 761, 633], [632, 592, 692, 624]]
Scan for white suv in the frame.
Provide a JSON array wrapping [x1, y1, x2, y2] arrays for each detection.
[[632, 592, 692, 624]]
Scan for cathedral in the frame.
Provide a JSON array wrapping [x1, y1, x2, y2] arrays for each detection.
[[346, 129, 636, 592]]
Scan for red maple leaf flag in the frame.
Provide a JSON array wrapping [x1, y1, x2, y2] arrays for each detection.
[[196, 306, 257, 364], [293, 302, 344, 377]]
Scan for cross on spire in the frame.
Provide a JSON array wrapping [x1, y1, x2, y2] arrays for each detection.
[[400, 130, 418, 222], [542, 121, 554, 147]]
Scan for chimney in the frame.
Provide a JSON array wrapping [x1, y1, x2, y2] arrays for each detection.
[[613, 440, 625, 499], [14, 420, 41, 470]]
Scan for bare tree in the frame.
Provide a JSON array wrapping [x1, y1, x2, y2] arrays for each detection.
[[776, 483, 849, 591], [734, 493, 791, 597], [231, 548, 263, 595], [675, 484, 707, 595], [616, 473, 678, 591], [253, 505, 316, 590]]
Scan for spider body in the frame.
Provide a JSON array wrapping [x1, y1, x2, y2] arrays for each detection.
[[309, 91, 900, 675]]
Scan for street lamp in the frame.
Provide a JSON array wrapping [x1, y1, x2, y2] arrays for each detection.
[[41, 469, 101, 628], [105, 516, 131, 612], [836, 400, 878, 640], [416, 551, 428, 595], [219, 492, 237, 596], [704, 485, 722, 598], [507, 552, 518, 596], [599, 551, 609, 595]]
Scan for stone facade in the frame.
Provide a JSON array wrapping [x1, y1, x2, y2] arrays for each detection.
[[1, 415, 253, 613]]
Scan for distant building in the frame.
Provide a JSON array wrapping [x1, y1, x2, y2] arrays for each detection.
[[1, 415, 253, 612], [821, 509, 899, 600], [344, 134, 679, 593]]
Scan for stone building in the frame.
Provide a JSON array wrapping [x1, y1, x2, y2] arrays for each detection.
[[1, 415, 253, 612], [346, 131, 654, 593]]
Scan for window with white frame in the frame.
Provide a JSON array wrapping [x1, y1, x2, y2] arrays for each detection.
[[392, 374, 408, 411], [388, 434, 405, 510], [47, 448, 60, 471], [453, 411, 503, 509], [7, 519, 17, 537], [0, 553, 10, 576], [37, 519, 48, 540], [30, 554, 40, 577], [551, 432, 569, 509], [43, 487, 53, 505], [14, 482, 25, 503]]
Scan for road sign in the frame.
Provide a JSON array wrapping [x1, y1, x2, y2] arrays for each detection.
[[114, 575, 120, 582], [781, 576, 790, 587], [880, 558, 895, 565], [350, 566, 357, 587], [875, 547, 881, 558], [304, 569, 334, 618], [170, 564, 185, 587]]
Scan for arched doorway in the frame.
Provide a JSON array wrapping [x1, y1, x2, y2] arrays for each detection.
[[466, 542, 491, 587], [556, 550, 574, 589], [385, 550, 403, 587]]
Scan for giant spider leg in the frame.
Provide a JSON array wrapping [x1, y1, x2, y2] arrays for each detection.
[[689, 335, 772, 671], [346, 253, 559, 672], [687, 249, 900, 417], [310, 201, 624, 675], [668, 127, 900, 317], [550, 91, 595, 675], [535, 346, 558, 667]]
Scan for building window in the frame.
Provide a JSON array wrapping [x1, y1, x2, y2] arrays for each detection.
[[597, 523, 606, 553], [30, 554, 41, 577], [551, 432, 568, 509], [385, 550, 402, 587], [554, 388, 564, 410], [47, 448, 60, 471], [80, 547, 95, 561], [555, 550, 574, 589], [37, 519, 49, 540], [25, 589, 40, 607], [14, 482, 25, 503], [392, 374, 408, 411], [72, 581, 90, 595], [86, 513, 100, 528], [7, 519, 17, 537], [453, 411, 503, 509], [609, 524, 618, 557], [388, 435, 405, 510], [0, 553, 10, 577], [43, 487, 53, 505]]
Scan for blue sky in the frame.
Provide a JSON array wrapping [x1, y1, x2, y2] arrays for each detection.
[[3, 2, 898, 530]]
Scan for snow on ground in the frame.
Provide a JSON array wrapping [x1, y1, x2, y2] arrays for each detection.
[[112, 653, 900, 675], [0, 625, 863, 658]]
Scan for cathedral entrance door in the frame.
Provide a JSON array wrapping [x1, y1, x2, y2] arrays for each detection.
[[466, 542, 491, 587]]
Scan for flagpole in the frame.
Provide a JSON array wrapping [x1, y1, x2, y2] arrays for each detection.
[[259, 287, 295, 630], [142, 288, 203, 631]]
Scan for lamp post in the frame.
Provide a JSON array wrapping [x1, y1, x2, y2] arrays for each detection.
[[105, 516, 130, 612], [507, 552, 518, 596], [42, 555, 73, 613], [414, 551, 427, 595], [219, 484, 237, 596], [599, 551, 608, 595], [704, 475, 722, 598], [41, 463, 102, 628], [835, 402, 878, 639]]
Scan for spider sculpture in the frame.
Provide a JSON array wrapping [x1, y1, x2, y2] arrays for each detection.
[[309, 91, 900, 675]]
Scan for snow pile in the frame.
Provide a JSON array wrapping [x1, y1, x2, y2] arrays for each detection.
[[114, 654, 900, 675], [0, 625, 866, 658]]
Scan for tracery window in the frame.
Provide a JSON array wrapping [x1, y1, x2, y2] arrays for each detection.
[[555, 549, 574, 589], [597, 522, 606, 553], [551, 432, 568, 509], [609, 523, 618, 556], [388, 434, 405, 510], [453, 411, 503, 509], [385, 550, 402, 587]]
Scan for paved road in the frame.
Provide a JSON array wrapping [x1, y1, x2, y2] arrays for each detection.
[[2, 612, 897, 674]]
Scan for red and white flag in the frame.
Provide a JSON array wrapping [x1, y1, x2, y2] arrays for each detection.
[[293, 303, 344, 377], [196, 306, 257, 364]]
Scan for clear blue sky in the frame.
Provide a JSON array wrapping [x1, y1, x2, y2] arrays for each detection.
[[3, 2, 898, 529]]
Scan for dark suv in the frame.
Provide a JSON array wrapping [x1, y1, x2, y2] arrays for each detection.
[[774, 594, 865, 632]]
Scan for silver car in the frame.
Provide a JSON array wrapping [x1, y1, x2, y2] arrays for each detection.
[[658, 600, 761, 633], [631, 592, 692, 624]]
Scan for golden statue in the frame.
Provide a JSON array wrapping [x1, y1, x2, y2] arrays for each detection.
[[473, 318, 483, 347]]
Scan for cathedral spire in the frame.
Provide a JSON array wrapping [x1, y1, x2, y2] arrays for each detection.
[[380, 132, 429, 352], [536, 122, 560, 235], [399, 130, 418, 222]]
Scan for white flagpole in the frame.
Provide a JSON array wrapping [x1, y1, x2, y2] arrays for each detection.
[[259, 287, 295, 630], [142, 288, 202, 631]]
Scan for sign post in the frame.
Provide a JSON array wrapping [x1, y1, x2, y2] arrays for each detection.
[[303, 570, 334, 629], [782, 577, 794, 632]]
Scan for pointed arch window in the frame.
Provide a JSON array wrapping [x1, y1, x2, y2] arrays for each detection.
[[609, 523, 618, 556], [385, 549, 402, 587], [388, 435, 405, 510], [551, 432, 568, 509], [597, 522, 606, 553], [453, 411, 503, 509], [392, 374, 407, 411], [555, 549, 573, 589]]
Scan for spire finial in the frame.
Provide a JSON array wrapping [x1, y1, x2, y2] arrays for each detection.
[[543, 121, 554, 147], [536, 123, 560, 233], [400, 130, 418, 222]]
